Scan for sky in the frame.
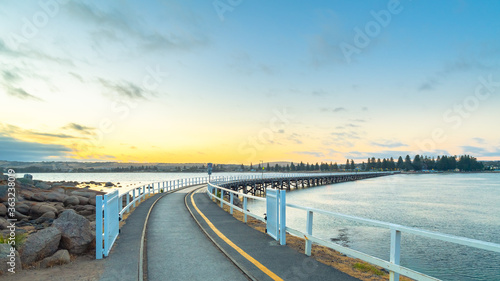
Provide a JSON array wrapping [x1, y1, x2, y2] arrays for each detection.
[[0, 0, 499, 164]]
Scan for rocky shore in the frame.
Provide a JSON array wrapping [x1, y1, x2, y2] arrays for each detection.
[[0, 173, 105, 275]]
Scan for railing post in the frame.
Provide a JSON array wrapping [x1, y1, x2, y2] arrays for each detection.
[[126, 191, 130, 213], [96, 195, 103, 259], [103, 194, 109, 257], [142, 185, 146, 201], [279, 190, 286, 245], [133, 189, 136, 208], [390, 229, 401, 281], [243, 197, 247, 223], [118, 193, 123, 215], [220, 188, 223, 208], [305, 210, 313, 256], [230, 192, 234, 215]]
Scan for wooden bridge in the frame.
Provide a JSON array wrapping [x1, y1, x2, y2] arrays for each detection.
[[219, 172, 396, 196]]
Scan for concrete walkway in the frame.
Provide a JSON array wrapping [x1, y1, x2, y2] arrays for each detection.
[[146, 185, 248, 280], [100, 184, 360, 280], [186, 189, 360, 281]]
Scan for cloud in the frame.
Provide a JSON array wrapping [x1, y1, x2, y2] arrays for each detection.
[[292, 151, 325, 158], [63, 123, 96, 135], [371, 140, 407, 148], [228, 52, 275, 76], [418, 57, 497, 91], [472, 138, 486, 145], [461, 145, 500, 157], [0, 135, 72, 161], [351, 118, 366, 123], [287, 133, 303, 144], [5, 86, 43, 101], [99, 78, 151, 100], [320, 107, 346, 113], [65, 1, 208, 52], [1, 70, 20, 82]]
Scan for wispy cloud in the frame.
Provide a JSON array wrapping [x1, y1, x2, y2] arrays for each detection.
[[65, 1, 208, 53], [418, 57, 497, 91], [320, 107, 346, 113], [99, 78, 151, 100], [461, 145, 500, 157], [371, 140, 407, 148], [292, 151, 325, 158], [5, 86, 43, 101], [62, 123, 96, 135]]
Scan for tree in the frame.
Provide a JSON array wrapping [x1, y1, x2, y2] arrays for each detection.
[[333, 162, 339, 171], [346, 160, 350, 171], [413, 155, 423, 171], [397, 156, 404, 170], [404, 155, 413, 171], [350, 160, 355, 170], [367, 158, 371, 170], [266, 163, 270, 171], [240, 164, 245, 171], [389, 157, 396, 170], [376, 158, 382, 170]]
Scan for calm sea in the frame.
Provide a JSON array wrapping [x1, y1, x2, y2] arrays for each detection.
[[22, 172, 500, 280], [246, 173, 500, 281]]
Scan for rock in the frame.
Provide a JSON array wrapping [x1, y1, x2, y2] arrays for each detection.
[[0, 185, 8, 202], [19, 190, 34, 201], [76, 196, 89, 205], [53, 209, 92, 254], [30, 204, 58, 218], [64, 196, 79, 206], [71, 191, 96, 198], [35, 181, 52, 190], [0, 244, 22, 274], [52, 203, 65, 214], [31, 193, 46, 202], [19, 227, 61, 266], [39, 249, 70, 268], [88, 197, 96, 206], [104, 182, 113, 187], [16, 203, 30, 215], [0, 204, 6, 216], [0, 217, 9, 230], [41, 211, 56, 219], [15, 211, 29, 220], [24, 174, 33, 180], [43, 192, 67, 202]]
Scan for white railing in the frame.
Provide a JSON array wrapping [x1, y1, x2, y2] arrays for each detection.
[[95, 172, 390, 260], [96, 176, 216, 259], [207, 179, 500, 281]]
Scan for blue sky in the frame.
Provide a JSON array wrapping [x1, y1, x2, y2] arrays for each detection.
[[0, 0, 499, 163]]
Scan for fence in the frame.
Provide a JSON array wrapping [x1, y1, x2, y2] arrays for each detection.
[[207, 179, 500, 281], [96, 176, 215, 259], [95, 173, 299, 259]]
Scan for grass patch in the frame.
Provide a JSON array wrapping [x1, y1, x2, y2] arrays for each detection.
[[0, 232, 28, 250], [353, 262, 385, 276]]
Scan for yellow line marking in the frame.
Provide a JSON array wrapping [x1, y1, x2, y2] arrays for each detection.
[[190, 192, 283, 281]]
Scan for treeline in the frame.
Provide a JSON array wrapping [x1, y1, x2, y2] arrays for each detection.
[[243, 154, 484, 172], [366, 155, 483, 171]]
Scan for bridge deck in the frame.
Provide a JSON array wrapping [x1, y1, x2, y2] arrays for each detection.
[[100, 184, 360, 280]]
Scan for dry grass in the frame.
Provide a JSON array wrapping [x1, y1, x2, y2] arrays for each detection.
[[216, 198, 413, 281], [119, 193, 155, 227]]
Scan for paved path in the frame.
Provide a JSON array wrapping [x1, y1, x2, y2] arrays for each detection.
[[101, 184, 360, 280], [146, 185, 248, 280], [185, 188, 360, 281]]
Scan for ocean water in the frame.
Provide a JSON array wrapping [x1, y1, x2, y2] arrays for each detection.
[[245, 173, 500, 281]]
